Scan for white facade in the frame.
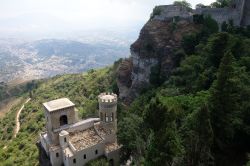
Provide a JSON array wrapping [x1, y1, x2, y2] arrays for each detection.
[[39, 93, 120, 166]]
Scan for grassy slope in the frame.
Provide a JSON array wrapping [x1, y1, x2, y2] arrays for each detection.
[[0, 97, 23, 119], [0, 66, 117, 166]]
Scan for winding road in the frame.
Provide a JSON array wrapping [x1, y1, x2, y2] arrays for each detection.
[[13, 98, 31, 138]]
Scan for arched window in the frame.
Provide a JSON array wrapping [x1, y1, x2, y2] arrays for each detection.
[[110, 113, 114, 122], [60, 115, 68, 126], [100, 112, 103, 121], [105, 113, 109, 122]]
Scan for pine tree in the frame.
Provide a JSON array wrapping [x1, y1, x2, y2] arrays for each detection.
[[183, 105, 214, 166], [196, 105, 214, 166], [209, 51, 238, 146]]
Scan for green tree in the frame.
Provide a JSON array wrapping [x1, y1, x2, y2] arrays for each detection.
[[144, 97, 183, 165], [203, 16, 219, 35], [209, 52, 238, 146], [182, 105, 214, 166], [205, 32, 230, 68], [150, 6, 163, 19], [117, 113, 144, 162], [210, 0, 232, 8], [174, 0, 192, 10], [182, 33, 199, 55], [221, 21, 228, 32]]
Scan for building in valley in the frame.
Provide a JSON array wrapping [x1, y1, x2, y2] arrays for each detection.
[[38, 93, 120, 166]]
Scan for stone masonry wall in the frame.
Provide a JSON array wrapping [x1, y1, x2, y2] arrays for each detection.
[[241, 0, 250, 26], [195, 8, 241, 26]]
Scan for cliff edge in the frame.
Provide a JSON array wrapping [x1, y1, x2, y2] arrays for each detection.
[[117, 6, 200, 103]]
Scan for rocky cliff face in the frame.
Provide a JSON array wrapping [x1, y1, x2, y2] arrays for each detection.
[[117, 11, 200, 103]]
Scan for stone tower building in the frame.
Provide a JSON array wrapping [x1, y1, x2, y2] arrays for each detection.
[[39, 93, 120, 166], [43, 98, 78, 145], [98, 93, 117, 138]]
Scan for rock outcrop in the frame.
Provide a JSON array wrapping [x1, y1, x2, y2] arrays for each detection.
[[117, 0, 250, 103], [117, 16, 200, 103]]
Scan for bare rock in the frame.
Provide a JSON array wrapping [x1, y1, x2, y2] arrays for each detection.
[[117, 18, 200, 103]]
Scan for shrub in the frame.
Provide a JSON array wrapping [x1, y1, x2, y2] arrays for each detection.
[[150, 6, 162, 19]]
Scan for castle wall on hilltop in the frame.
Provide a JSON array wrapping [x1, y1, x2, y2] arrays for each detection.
[[154, 5, 193, 22], [153, 0, 250, 27], [195, 8, 241, 26]]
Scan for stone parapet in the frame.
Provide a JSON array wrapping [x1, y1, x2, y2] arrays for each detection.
[[98, 92, 117, 103]]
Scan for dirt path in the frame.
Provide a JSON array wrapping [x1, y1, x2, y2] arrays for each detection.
[[13, 98, 31, 138]]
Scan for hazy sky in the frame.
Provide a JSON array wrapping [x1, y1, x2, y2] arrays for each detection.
[[0, 0, 214, 39]]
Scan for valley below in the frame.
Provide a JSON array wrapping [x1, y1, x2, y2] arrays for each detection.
[[0, 38, 130, 84]]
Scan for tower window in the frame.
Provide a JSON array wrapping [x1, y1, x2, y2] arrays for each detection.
[[84, 154, 86, 159], [56, 153, 59, 157], [111, 113, 114, 122], [100, 112, 103, 121], [73, 158, 76, 164], [105, 113, 109, 122], [60, 115, 68, 126], [95, 150, 98, 155], [64, 138, 67, 142]]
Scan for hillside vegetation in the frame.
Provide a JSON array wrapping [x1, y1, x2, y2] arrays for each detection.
[[0, 62, 119, 166], [117, 16, 250, 166], [1, 1, 250, 165]]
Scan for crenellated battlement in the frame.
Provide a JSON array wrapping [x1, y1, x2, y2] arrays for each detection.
[[98, 92, 117, 103]]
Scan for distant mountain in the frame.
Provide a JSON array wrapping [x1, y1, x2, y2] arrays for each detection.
[[0, 39, 129, 83]]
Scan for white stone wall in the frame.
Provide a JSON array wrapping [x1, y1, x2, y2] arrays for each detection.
[[46, 106, 77, 144], [40, 133, 49, 155], [49, 147, 63, 166], [64, 143, 105, 166], [40, 95, 120, 166], [98, 96, 117, 133]]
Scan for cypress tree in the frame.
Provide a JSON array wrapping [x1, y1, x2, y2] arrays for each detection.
[[210, 51, 238, 146]]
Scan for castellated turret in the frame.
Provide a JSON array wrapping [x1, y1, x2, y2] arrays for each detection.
[[39, 93, 120, 166], [98, 92, 118, 135]]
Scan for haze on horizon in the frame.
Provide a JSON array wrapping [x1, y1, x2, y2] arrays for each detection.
[[0, 0, 214, 39]]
